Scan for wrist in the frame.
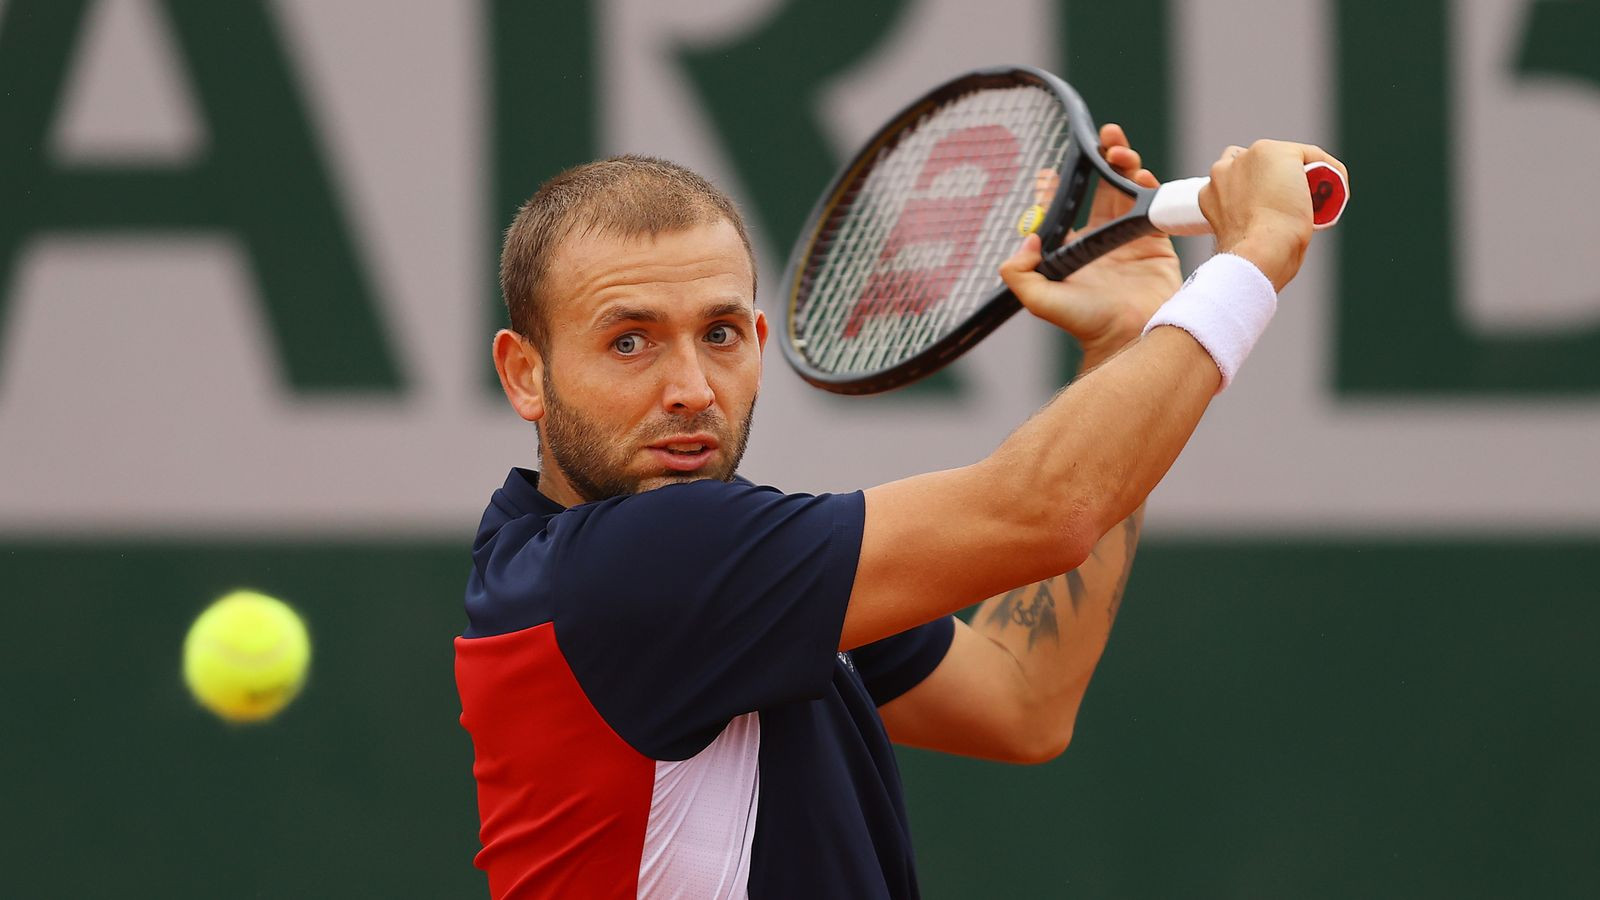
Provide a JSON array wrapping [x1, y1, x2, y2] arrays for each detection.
[[1139, 253, 1277, 392], [1220, 231, 1301, 292], [1076, 337, 1133, 375], [1075, 310, 1155, 374], [1076, 342, 1129, 376]]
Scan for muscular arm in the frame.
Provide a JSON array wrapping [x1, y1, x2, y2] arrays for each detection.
[[853, 323, 1176, 762], [843, 325, 1209, 651], [878, 347, 1148, 762]]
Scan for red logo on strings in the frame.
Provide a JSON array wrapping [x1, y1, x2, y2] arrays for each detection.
[[843, 125, 1021, 337]]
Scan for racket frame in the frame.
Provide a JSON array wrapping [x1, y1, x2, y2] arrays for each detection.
[[781, 65, 1141, 395]]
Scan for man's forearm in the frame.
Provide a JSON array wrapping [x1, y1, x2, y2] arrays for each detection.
[[848, 324, 1212, 651], [979, 326, 1212, 574]]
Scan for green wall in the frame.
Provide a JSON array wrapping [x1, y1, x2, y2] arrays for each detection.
[[908, 540, 1600, 898], [5, 538, 1596, 897], [3, 543, 483, 898]]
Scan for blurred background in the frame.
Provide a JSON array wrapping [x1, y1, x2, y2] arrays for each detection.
[[3, 0, 1597, 896]]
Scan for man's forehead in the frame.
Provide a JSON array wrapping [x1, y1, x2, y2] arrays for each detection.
[[546, 219, 756, 319]]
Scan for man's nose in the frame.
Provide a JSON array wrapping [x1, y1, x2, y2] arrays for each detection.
[[660, 342, 715, 414]]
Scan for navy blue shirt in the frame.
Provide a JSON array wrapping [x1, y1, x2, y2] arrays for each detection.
[[456, 468, 954, 899]]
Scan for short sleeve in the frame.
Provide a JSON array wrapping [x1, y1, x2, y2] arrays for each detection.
[[849, 617, 956, 707], [549, 479, 864, 760]]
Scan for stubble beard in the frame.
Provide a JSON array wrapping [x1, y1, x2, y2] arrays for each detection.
[[539, 367, 756, 503]]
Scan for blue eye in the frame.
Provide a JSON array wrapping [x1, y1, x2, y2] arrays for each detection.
[[706, 324, 737, 345], [614, 334, 643, 355]]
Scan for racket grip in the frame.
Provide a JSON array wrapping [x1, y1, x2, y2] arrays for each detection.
[[1148, 162, 1349, 236]]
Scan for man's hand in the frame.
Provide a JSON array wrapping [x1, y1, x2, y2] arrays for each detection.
[[1200, 139, 1350, 291], [998, 123, 1182, 369]]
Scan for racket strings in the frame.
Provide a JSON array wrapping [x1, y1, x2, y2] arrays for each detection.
[[863, 126, 1005, 374], [809, 117, 938, 371], [803, 109, 950, 368], [805, 88, 1065, 372], [819, 106, 995, 374], [795, 84, 1074, 376], [808, 139, 911, 364], [908, 92, 1068, 371]]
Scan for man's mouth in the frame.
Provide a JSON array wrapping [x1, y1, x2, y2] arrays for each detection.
[[646, 436, 719, 472]]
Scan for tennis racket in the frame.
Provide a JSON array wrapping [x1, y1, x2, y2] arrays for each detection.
[[778, 65, 1348, 395]]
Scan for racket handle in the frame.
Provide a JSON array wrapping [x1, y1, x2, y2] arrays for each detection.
[[1147, 161, 1348, 236]]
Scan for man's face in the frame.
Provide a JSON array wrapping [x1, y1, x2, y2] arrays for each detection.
[[530, 219, 766, 505]]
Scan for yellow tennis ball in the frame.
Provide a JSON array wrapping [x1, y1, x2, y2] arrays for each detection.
[[183, 590, 311, 724], [1016, 203, 1046, 236]]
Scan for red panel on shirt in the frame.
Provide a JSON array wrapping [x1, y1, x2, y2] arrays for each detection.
[[456, 623, 655, 899]]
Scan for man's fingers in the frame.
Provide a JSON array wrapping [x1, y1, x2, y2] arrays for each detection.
[[1243, 139, 1350, 188], [1290, 143, 1350, 191], [1098, 123, 1147, 178], [1105, 145, 1142, 175], [1001, 233, 1043, 275], [999, 234, 1055, 305], [1213, 144, 1246, 171], [1100, 123, 1162, 187]]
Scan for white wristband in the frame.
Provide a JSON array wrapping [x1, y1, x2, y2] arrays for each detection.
[[1141, 253, 1277, 392]]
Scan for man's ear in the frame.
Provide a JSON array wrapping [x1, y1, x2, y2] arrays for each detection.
[[492, 329, 546, 423], [754, 309, 769, 352]]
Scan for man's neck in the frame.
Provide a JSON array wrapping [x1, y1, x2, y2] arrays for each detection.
[[533, 454, 585, 508]]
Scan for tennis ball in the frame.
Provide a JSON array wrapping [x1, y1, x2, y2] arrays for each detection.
[[1016, 203, 1045, 236], [183, 589, 311, 724]]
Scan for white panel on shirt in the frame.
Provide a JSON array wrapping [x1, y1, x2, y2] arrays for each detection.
[[637, 712, 761, 899]]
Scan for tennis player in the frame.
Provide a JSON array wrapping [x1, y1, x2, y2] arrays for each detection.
[[455, 128, 1342, 898]]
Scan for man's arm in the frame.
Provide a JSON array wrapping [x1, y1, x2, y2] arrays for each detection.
[[843, 325, 1206, 652], [839, 139, 1345, 652], [875, 503, 1141, 762]]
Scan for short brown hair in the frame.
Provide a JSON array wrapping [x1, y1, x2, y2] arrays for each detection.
[[499, 155, 757, 351]]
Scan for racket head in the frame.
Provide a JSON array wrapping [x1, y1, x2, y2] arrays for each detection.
[[779, 66, 1112, 395]]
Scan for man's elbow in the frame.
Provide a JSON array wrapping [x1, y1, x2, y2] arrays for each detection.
[[1012, 499, 1098, 579], [994, 695, 1077, 765], [989, 663, 1087, 766], [1002, 721, 1074, 765], [1039, 489, 1110, 574]]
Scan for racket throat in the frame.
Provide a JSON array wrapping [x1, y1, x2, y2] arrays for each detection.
[[1036, 202, 1160, 281]]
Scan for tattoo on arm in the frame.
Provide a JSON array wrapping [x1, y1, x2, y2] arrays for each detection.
[[984, 580, 1061, 650], [1106, 510, 1144, 624], [1064, 570, 1086, 615], [982, 508, 1144, 648]]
